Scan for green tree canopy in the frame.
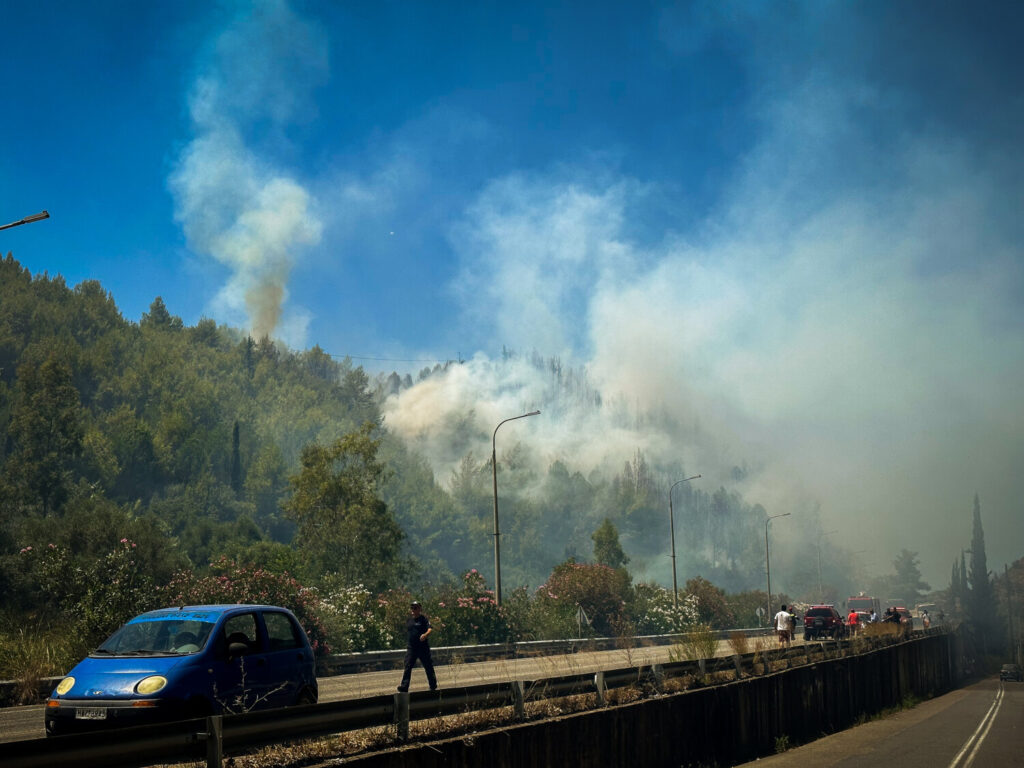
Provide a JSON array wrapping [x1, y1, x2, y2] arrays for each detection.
[[592, 518, 629, 570], [284, 422, 406, 590]]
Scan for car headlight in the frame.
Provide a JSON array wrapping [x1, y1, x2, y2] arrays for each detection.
[[55, 677, 75, 696], [135, 676, 168, 695]]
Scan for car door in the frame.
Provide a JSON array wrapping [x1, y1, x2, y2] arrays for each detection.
[[258, 610, 313, 708], [216, 610, 275, 713]]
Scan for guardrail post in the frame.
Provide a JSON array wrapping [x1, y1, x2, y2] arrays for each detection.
[[205, 715, 223, 768], [594, 671, 606, 705], [394, 691, 410, 741], [511, 680, 525, 720]]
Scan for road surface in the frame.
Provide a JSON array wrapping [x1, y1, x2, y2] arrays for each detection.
[[737, 676, 1023, 767]]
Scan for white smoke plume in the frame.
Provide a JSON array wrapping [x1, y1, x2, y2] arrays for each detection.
[[383, 86, 1024, 588], [169, 1, 324, 343]]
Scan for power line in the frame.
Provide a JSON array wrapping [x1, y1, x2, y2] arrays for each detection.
[[325, 352, 460, 364]]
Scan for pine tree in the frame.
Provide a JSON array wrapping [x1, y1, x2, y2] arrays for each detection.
[[592, 518, 629, 570]]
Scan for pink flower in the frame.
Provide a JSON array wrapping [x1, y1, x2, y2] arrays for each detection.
[[120, 538, 128, 543]]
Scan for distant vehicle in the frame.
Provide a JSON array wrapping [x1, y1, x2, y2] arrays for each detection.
[[1000, 663, 1022, 682], [804, 605, 847, 640], [915, 602, 938, 618], [45, 605, 318, 736], [847, 595, 880, 616]]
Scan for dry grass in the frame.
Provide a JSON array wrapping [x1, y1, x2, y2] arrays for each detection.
[[0, 627, 78, 705], [668, 623, 718, 663], [727, 630, 750, 656]]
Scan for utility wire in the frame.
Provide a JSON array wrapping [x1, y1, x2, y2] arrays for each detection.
[[325, 352, 461, 364]]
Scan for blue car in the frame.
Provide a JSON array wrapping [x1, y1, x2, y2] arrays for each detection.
[[45, 604, 318, 736]]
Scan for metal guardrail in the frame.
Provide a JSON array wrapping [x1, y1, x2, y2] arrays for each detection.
[[2, 629, 943, 768], [1, 627, 777, 703]]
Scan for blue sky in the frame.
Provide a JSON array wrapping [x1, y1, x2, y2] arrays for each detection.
[[3, 1, 1023, 585]]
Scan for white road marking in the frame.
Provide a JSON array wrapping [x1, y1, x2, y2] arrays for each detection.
[[947, 684, 1004, 768]]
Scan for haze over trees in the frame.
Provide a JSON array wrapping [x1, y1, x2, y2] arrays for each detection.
[[1, 255, 1017, 664]]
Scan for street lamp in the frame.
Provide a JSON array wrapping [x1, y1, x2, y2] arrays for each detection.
[[491, 409, 540, 606], [0, 210, 49, 231], [817, 529, 838, 600], [765, 512, 791, 624], [668, 474, 701, 609]]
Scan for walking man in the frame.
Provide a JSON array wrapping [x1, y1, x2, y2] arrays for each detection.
[[397, 600, 438, 692], [774, 604, 793, 647]]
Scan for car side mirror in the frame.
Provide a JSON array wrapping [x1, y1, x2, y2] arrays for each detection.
[[228, 641, 249, 658]]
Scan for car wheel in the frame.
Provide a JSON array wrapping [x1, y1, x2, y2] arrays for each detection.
[[294, 686, 317, 706], [804, 632, 810, 641], [187, 697, 213, 719]]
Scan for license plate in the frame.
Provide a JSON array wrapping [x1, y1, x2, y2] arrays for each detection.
[[75, 707, 107, 720]]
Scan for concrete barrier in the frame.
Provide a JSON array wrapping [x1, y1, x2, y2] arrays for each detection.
[[329, 633, 955, 767]]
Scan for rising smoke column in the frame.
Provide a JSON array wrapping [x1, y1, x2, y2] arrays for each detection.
[[169, 1, 324, 342]]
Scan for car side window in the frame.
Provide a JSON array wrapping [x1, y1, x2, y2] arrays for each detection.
[[264, 612, 303, 652], [223, 613, 260, 652]]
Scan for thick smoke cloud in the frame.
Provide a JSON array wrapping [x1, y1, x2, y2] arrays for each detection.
[[384, 11, 1024, 587], [169, 1, 324, 344]]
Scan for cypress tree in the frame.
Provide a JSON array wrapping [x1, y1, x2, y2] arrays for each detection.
[[967, 494, 996, 649]]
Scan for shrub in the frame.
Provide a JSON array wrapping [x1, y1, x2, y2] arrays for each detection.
[[19, 539, 158, 646], [628, 582, 700, 634], [427, 569, 510, 646], [161, 556, 330, 655], [317, 578, 395, 652], [537, 560, 631, 636]]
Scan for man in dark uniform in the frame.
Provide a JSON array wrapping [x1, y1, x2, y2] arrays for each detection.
[[397, 600, 437, 692]]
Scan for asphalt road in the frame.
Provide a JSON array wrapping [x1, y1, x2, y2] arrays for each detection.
[[737, 676, 1024, 768]]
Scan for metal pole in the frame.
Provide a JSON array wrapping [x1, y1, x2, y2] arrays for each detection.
[[492, 410, 540, 606], [668, 475, 700, 609], [0, 210, 49, 231], [765, 513, 791, 623]]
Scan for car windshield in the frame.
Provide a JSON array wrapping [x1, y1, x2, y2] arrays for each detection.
[[94, 610, 218, 656]]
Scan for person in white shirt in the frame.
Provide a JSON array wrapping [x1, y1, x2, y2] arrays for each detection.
[[774, 604, 793, 647]]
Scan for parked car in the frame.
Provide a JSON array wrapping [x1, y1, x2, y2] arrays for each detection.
[[803, 605, 847, 640], [45, 605, 318, 736], [1000, 663, 1023, 682]]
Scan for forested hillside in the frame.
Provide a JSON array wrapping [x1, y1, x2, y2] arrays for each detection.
[[0, 254, 881, 665], [1, 253, 799, 599]]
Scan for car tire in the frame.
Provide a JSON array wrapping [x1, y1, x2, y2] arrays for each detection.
[[187, 697, 213, 719], [295, 686, 317, 706], [804, 632, 810, 641]]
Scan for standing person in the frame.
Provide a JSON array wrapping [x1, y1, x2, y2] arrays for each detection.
[[774, 604, 793, 647], [869, 608, 878, 624], [397, 600, 438, 693], [847, 608, 859, 636]]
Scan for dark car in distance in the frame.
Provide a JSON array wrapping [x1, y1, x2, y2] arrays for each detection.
[[803, 605, 847, 640], [1000, 663, 1022, 682], [45, 605, 318, 736]]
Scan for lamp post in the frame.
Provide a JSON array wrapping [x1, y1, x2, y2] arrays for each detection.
[[817, 529, 838, 600], [765, 512, 791, 624], [491, 409, 540, 606], [668, 474, 701, 609], [0, 210, 49, 231]]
